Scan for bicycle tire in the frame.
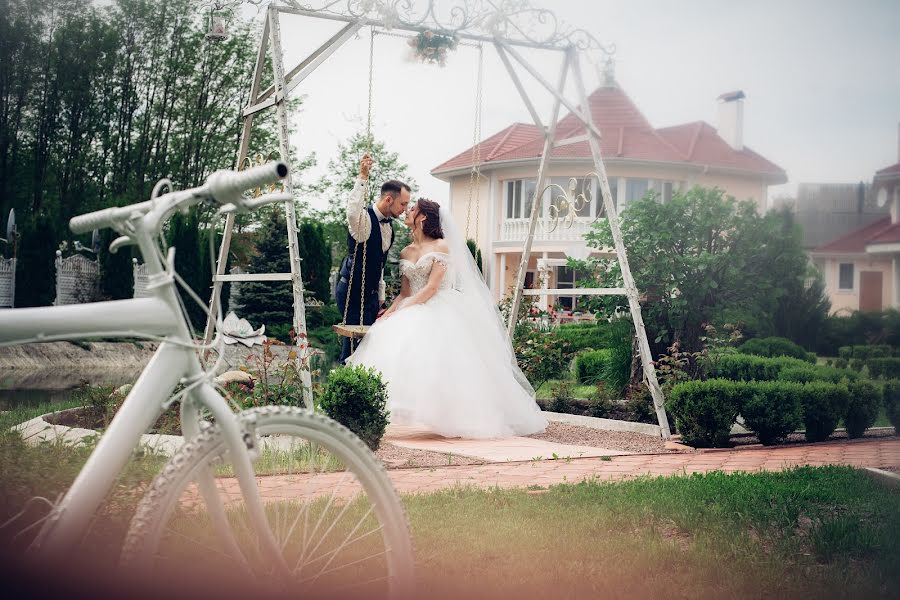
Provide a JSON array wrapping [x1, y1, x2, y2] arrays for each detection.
[[121, 406, 414, 598]]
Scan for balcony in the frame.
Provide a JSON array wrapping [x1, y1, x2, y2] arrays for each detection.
[[499, 217, 599, 243]]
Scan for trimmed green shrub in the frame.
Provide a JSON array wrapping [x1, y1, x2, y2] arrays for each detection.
[[848, 358, 865, 372], [741, 381, 804, 446], [319, 365, 389, 451], [667, 379, 743, 448], [556, 322, 606, 352], [708, 353, 808, 381], [779, 365, 859, 384], [833, 357, 849, 369], [800, 382, 850, 442], [844, 380, 882, 439], [882, 380, 900, 431], [865, 357, 900, 379], [839, 345, 892, 360], [739, 336, 814, 362], [575, 349, 611, 385]]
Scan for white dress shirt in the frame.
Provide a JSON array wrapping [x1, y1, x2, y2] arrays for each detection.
[[347, 177, 390, 303]]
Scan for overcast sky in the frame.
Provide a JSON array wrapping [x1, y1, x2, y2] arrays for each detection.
[[241, 0, 900, 210]]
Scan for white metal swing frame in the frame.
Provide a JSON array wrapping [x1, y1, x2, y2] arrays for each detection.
[[203, 0, 671, 438]]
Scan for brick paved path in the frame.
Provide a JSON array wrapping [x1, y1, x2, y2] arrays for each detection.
[[385, 437, 900, 495], [210, 437, 899, 504]]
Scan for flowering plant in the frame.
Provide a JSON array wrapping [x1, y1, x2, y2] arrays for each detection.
[[407, 30, 459, 66]]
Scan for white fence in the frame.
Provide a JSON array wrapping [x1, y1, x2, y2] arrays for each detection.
[[133, 259, 150, 298], [0, 258, 15, 308], [54, 252, 100, 305], [499, 217, 597, 242]]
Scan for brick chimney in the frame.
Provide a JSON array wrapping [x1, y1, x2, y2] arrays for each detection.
[[717, 90, 745, 151]]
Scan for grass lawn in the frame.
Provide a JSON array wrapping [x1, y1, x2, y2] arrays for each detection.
[[536, 378, 596, 400], [2, 393, 897, 598], [408, 466, 899, 598]]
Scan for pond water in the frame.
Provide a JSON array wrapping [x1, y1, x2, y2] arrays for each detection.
[[0, 367, 143, 409]]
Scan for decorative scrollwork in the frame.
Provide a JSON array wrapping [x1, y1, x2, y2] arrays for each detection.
[[240, 152, 284, 197], [278, 0, 614, 54], [542, 172, 608, 233]]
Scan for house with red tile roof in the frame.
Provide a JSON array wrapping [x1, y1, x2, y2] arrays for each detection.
[[812, 141, 900, 314], [431, 78, 787, 305]]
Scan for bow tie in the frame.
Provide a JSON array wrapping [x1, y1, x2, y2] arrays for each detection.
[[379, 218, 392, 224]]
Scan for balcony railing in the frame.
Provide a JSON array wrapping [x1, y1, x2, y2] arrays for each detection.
[[499, 217, 599, 242]]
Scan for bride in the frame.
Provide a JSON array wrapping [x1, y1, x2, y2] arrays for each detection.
[[346, 198, 547, 438]]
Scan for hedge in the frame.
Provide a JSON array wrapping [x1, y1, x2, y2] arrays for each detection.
[[739, 336, 815, 363], [668, 378, 879, 448], [666, 379, 744, 448], [844, 380, 881, 439], [708, 353, 857, 384], [741, 381, 804, 446], [882, 380, 900, 431], [575, 349, 611, 385], [838, 344, 892, 360], [556, 322, 607, 352], [865, 357, 900, 379], [800, 382, 850, 442]]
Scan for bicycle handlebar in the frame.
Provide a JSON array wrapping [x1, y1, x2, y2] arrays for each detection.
[[69, 161, 289, 235]]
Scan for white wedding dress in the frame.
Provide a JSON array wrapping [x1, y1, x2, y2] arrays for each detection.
[[346, 209, 547, 439]]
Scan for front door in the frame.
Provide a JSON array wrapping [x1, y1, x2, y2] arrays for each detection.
[[859, 271, 883, 312]]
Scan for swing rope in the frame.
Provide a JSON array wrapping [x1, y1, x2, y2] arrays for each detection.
[[339, 26, 376, 340], [465, 44, 484, 243]]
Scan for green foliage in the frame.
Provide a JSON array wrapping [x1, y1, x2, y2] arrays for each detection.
[[741, 381, 804, 446], [839, 344, 892, 360], [708, 353, 857, 385], [800, 382, 850, 442], [238, 209, 293, 330], [575, 350, 610, 385], [511, 322, 574, 390], [587, 383, 616, 418], [667, 379, 744, 448], [865, 357, 900, 379], [319, 365, 389, 451], [778, 365, 859, 384], [844, 380, 881, 439], [466, 238, 483, 274], [297, 220, 332, 302], [15, 214, 57, 306], [98, 228, 133, 300], [819, 312, 900, 355], [882, 380, 900, 431], [547, 381, 575, 414], [739, 336, 814, 362], [555, 322, 606, 352], [581, 187, 827, 354]]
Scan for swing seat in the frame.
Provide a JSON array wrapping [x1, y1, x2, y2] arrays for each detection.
[[332, 324, 370, 339]]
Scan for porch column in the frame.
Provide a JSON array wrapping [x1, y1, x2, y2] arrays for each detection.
[[499, 253, 507, 297]]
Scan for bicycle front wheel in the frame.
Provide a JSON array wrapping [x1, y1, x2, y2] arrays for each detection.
[[121, 406, 414, 598]]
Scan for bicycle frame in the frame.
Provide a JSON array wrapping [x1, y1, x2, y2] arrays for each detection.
[[0, 197, 287, 569]]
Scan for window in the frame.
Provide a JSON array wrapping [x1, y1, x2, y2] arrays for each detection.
[[556, 266, 575, 311], [626, 179, 649, 204], [838, 263, 854, 290], [505, 179, 537, 219], [662, 181, 675, 203]]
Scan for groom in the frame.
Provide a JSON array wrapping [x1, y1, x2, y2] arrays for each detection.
[[336, 153, 411, 363]]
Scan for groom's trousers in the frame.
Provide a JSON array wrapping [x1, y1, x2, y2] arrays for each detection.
[[335, 278, 380, 364]]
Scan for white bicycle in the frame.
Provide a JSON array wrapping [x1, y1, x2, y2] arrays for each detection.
[[0, 162, 414, 597]]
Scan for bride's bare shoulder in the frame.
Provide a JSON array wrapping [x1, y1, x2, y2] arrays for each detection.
[[400, 244, 416, 259], [433, 240, 450, 254]]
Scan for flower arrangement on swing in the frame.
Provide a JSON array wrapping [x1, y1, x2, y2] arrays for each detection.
[[407, 30, 459, 66]]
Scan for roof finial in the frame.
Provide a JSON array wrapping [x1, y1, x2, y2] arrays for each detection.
[[600, 56, 616, 88]]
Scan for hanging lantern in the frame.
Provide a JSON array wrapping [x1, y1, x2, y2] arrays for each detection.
[[207, 8, 228, 40]]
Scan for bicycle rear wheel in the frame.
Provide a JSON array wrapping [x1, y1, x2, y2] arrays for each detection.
[[121, 406, 414, 598]]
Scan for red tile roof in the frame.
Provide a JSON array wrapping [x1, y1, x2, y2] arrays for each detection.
[[875, 162, 900, 177], [814, 216, 892, 253], [868, 222, 900, 245], [432, 85, 786, 181]]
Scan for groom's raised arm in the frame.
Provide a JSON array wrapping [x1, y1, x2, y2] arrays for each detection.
[[347, 153, 373, 243]]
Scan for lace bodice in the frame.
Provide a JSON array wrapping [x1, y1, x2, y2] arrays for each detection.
[[400, 252, 452, 295]]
